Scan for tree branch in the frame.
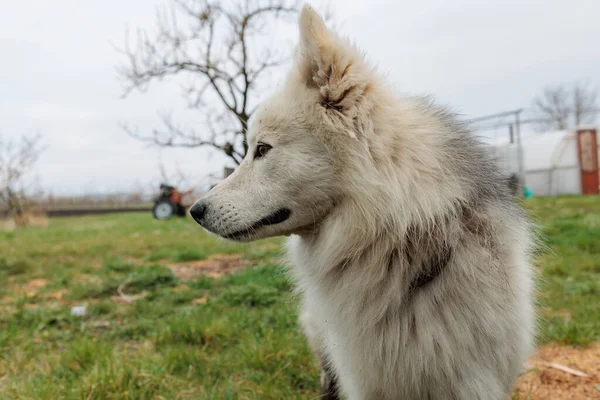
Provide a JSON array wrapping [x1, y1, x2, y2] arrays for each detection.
[[118, 0, 303, 163]]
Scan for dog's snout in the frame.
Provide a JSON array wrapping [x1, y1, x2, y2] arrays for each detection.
[[190, 201, 207, 224]]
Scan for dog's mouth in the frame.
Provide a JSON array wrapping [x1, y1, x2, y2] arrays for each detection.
[[223, 208, 292, 240]]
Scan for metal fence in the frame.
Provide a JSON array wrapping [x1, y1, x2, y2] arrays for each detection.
[[467, 110, 600, 196], [466, 109, 527, 186]]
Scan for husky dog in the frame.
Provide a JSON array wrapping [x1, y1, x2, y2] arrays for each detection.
[[190, 5, 535, 399]]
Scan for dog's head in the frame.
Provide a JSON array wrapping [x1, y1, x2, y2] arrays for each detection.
[[191, 4, 376, 241]]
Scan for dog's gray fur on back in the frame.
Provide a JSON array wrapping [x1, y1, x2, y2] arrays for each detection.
[[192, 5, 535, 399]]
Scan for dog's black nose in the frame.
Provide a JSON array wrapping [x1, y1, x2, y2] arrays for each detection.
[[190, 202, 207, 224]]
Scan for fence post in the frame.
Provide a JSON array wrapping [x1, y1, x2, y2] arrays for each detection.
[[515, 109, 526, 188]]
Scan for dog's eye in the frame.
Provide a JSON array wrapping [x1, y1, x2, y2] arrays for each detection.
[[254, 144, 271, 159]]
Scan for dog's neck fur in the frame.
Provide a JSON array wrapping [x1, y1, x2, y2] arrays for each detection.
[[293, 112, 488, 303], [296, 191, 465, 291]]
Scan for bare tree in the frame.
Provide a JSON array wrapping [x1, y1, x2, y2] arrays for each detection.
[[532, 84, 571, 131], [0, 134, 44, 221], [532, 81, 599, 131], [118, 0, 303, 165], [572, 80, 599, 126]]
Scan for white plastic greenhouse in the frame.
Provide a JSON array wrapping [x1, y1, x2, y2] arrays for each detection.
[[492, 127, 600, 197]]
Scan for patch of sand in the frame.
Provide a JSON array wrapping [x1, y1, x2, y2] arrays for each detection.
[[168, 253, 252, 280], [514, 343, 600, 399]]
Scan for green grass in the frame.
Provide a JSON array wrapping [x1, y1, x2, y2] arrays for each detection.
[[171, 248, 208, 262], [525, 196, 600, 346], [0, 196, 598, 399]]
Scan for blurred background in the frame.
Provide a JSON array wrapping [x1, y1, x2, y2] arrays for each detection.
[[1, 1, 598, 399]]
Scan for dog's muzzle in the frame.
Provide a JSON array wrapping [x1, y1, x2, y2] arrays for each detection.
[[190, 199, 291, 240]]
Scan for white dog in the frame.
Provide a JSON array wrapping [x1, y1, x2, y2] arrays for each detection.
[[191, 5, 535, 399]]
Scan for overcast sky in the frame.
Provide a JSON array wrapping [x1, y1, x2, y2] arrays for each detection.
[[1, 0, 599, 195]]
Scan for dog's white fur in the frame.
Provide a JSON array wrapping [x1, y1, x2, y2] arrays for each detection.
[[195, 5, 535, 399]]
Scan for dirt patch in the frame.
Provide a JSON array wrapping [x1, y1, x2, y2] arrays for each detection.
[[42, 289, 68, 301], [514, 343, 600, 399], [21, 278, 49, 296], [168, 253, 252, 280], [6, 279, 71, 307], [192, 296, 208, 304]]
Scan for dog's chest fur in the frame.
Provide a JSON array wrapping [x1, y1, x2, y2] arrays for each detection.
[[286, 209, 534, 400]]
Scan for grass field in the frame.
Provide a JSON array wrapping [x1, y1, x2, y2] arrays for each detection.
[[0, 196, 598, 399]]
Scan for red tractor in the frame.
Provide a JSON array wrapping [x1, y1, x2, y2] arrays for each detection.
[[152, 184, 194, 220]]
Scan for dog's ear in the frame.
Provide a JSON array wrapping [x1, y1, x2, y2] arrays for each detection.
[[297, 5, 370, 118]]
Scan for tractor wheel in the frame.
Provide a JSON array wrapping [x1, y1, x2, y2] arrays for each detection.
[[153, 199, 175, 220]]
